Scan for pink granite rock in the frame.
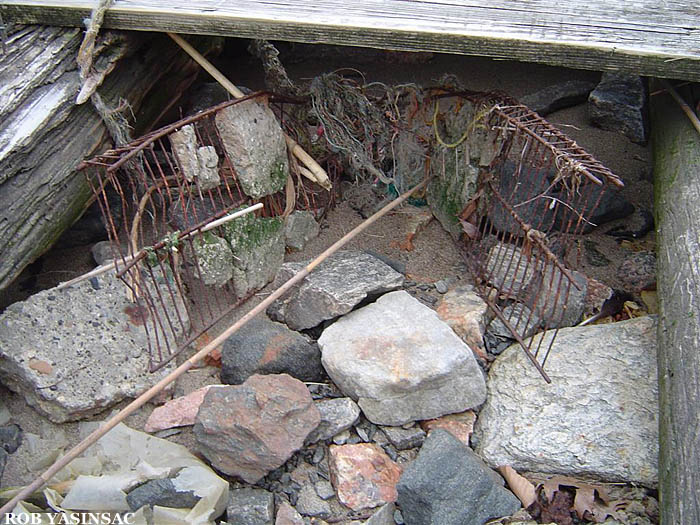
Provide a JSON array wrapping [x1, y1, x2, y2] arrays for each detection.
[[419, 410, 477, 446], [144, 385, 217, 433], [194, 374, 320, 483], [329, 443, 402, 511], [275, 501, 304, 524], [436, 285, 489, 361]]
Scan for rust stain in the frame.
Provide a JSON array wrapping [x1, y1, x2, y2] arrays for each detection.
[[28, 358, 53, 375], [124, 304, 149, 326], [260, 334, 288, 366]]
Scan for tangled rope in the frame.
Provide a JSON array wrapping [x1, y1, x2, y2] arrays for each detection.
[[76, 0, 133, 148]]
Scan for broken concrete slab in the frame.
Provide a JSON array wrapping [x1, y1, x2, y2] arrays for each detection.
[[223, 209, 285, 299], [474, 316, 658, 486], [319, 290, 486, 426], [192, 232, 235, 287], [215, 99, 288, 198], [0, 273, 180, 422], [267, 251, 404, 331], [169, 124, 221, 191]]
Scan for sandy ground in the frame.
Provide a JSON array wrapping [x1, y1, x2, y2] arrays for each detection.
[[1, 45, 653, 500]]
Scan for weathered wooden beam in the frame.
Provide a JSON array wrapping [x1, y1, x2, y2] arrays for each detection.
[[651, 81, 700, 524], [1, 0, 699, 82], [0, 26, 216, 291]]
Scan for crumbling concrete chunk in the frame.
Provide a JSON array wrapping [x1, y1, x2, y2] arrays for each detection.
[[192, 232, 234, 287], [169, 124, 221, 191], [215, 99, 288, 198], [0, 274, 180, 422], [223, 210, 285, 298]]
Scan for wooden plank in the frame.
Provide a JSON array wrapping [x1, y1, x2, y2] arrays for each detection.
[[2, 0, 699, 81], [651, 81, 700, 525]]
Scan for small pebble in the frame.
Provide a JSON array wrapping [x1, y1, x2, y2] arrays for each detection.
[[394, 509, 404, 525], [355, 426, 370, 442], [434, 279, 450, 294], [333, 429, 351, 445], [315, 480, 336, 501], [312, 446, 325, 465]]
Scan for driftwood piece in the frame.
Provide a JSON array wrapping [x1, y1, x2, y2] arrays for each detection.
[[0, 26, 215, 291], [651, 82, 700, 524]]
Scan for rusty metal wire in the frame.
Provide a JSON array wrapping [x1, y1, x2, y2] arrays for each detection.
[[445, 95, 624, 382], [81, 92, 326, 372]]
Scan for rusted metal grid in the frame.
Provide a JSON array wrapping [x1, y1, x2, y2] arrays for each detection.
[[454, 95, 624, 382], [80, 92, 332, 372]]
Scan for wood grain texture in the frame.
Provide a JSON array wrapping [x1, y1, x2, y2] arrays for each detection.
[[1, 0, 699, 81], [0, 27, 212, 291], [652, 81, 700, 524]]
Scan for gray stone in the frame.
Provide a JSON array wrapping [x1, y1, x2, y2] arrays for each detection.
[[364, 503, 396, 525], [397, 430, 520, 525], [333, 429, 351, 445], [521, 80, 597, 116], [194, 375, 320, 483], [126, 478, 201, 511], [474, 316, 658, 485], [268, 251, 404, 331], [215, 99, 288, 198], [0, 273, 179, 422], [530, 266, 588, 328], [618, 251, 656, 292], [91, 240, 114, 266], [380, 426, 426, 451], [485, 243, 537, 298], [169, 124, 221, 191], [0, 400, 11, 427], [227, 487, 274, 525], [223, 210, 285, 299], [296, 484, 331, 518], [319, 291, 486, 426], [285, 210, 320, 251], [0, 424, 22, 454], [221, 316, 323, 385], [488, 161, 633, 235], [192, 232, 235, 287], [306, 397, 361, 444], [365, 251, 406, 275], [589, 72, 647, 143], [315, 480, 335, 501], [275, 501, 304, 524]]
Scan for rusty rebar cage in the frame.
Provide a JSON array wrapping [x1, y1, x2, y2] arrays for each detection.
[[80, 92, 329, 372], [453, 95, 624, 381]]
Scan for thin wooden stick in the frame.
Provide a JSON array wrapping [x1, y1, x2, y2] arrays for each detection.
[[0, 176, 430, 516], [662, 80, 700, 136], [167, 32, 331, 190], [55, 203, 263, 290]]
